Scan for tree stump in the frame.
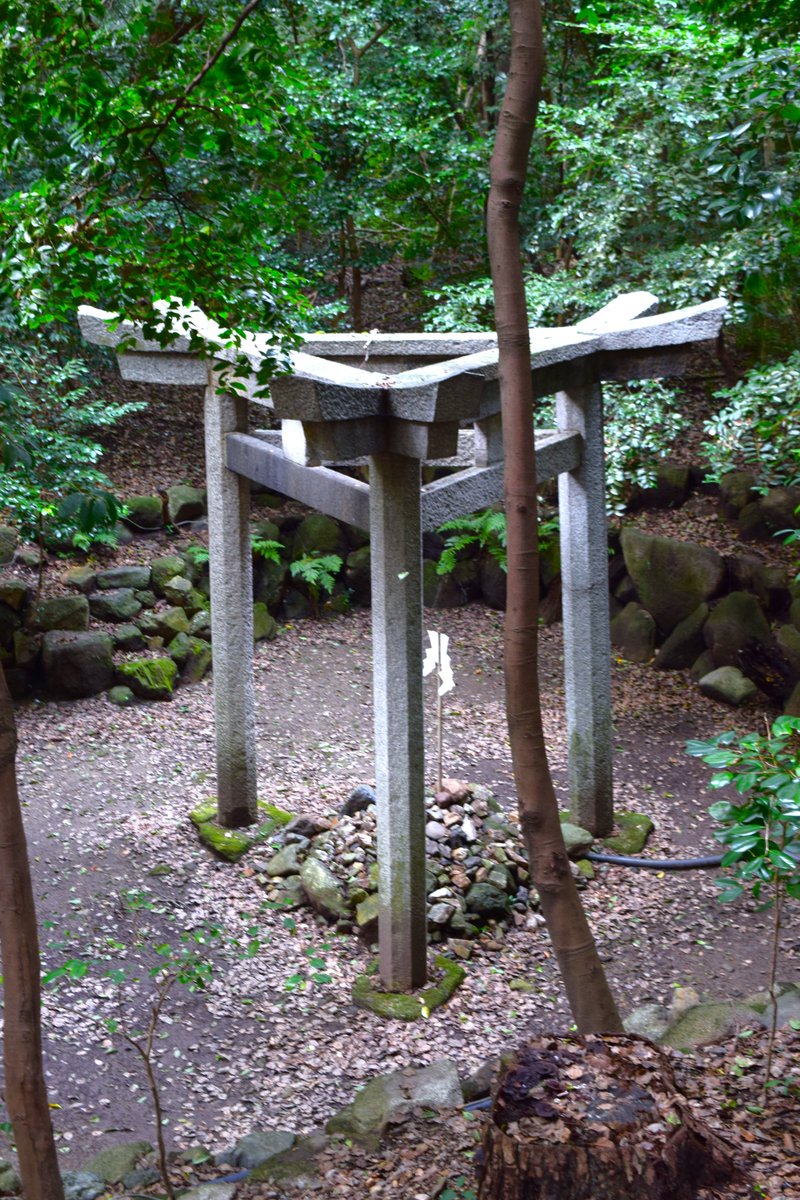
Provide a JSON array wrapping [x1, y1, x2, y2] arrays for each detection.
[[478, 1034, 741, 1200]]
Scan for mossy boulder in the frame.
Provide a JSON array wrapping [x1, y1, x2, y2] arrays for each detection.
[[704, 591, 771, 667], [96, 565, 151, 591], [89, 588, 142, 622], [33, 595, 89, 632], [291, 513, 345, 560], [610, 602, 656, 663], [123, 494, 163, 530], [662, 1001, 765, 1051], [150, 555, 187, 595], [0, 525, 18, 564], [351, 954, 466, 1021], [189, 799, 292, 862], [84, 1141, 153, 1184], [620, 527, 725, 634], [112, 623, 145, 652], [154, 605, 191, 639], [699, 665, 760, 707], [603, 810, 653, 856], [248, 1134, 327, 1187], [117, 656, 177, 700], [63, 564, 97, 594], [108, 685, 136, 707], [253, 601, 278, 641], [655, 602, 708, 670], [0, 576, 29, 610], [166, 484, 207, 525], [326, 1058, 462, 1139]]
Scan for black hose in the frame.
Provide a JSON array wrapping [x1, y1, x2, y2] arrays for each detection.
[[585, 851, 723, 871]]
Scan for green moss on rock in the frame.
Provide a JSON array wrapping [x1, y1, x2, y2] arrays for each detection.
[[117, 656, 177, 700], [352, 954, 466, 1020], [189, 799, 292, 862], [602, 810, 654, 856]]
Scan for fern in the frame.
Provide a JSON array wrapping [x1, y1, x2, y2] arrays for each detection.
[[252, 537, 284, 565], [289, 554, 343, 603], [437, 509, 508, 575]]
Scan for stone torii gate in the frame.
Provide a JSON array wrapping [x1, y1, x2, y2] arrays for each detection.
[[79, 291, 725, 991]]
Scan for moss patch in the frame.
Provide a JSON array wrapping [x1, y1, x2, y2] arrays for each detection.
[[189, 799, 293, 862], [602, 810, 654, 856], [117, 656, 177, 700], [352, 954, 466, 1020]]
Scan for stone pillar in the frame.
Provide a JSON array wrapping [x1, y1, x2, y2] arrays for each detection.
[[556, 381, 614, 836], [204, 372, 258, 827], [369, 452, 428, 991]]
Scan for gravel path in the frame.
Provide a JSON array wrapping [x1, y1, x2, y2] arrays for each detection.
[[4, 603, 796, 1176]]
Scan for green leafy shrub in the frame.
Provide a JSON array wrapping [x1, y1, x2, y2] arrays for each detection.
[[437, 508, 508, 575], [703, 353, 800, 489], [603, 379, 687, 515], [687, 716, 800, 1092], [424, 272, 614, 333], [0, 337, 146, 548]]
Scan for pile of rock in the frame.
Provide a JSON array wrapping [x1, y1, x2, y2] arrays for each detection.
[[247, 779, 594, 947], [610, 526, 800, 711]]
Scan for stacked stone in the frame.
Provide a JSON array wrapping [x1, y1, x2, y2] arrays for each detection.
[[249, 780, 591, 947]]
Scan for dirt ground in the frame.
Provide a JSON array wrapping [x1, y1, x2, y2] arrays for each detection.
[[4, 601, 797, 1179]]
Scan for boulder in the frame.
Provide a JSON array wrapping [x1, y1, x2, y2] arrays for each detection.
[[63, 564, 97, 593], [112, 623, 145, 652], [116, 657, 177, 700], [123, 494, 163, 530], [60, 1171, 105, 1200], [88, 588, 142, 622], [480, 554, 507, 610], [248, 1134, 327, 1188], [0, 525, 17, 563], [13, 631, 41, 668], [655, 602, 708, 670], [326, 1060, 462, 1138], [699, 666, 759, 706], [33, 595, 89, 632], [96, 565, 151, 590], [662, 1001, 765, 1051], [726, 555, 790, 616], [181, 637, 213, 684], [166, 484, 207, 525], [718, 469, 757, 517], [0, 1160, 21, 1195], [108, 685, 136, 707], [785, 682, 800, 717], [84, 1141, 153, 1184], [610, 601, 656, 662], [42, 631, 114, 697], [633, 460, 691, 509], [345, 545, 371, 607], [253, 602, 278, 641], [150, 555, 187, 594], [690, 649, 715, 681], [0, 603, 20, 648], [620, 527, 725, 633], [226, 1130, 295, 1170], [299, 856, 349, 921], [154, 606, 191, 639], [704, 591, 771, 667], [291, 513, 345, 560], [0, 576, 29, 610], [759, 484, 800, 533], [560, 821, 594, 858], [266, 843, 304, 877], [189, 610, 212, 641], [253, 557, 287, 608], [737, 500, 769, 541], [624, 1003, 672, 1041], [775, 624, 800, 681], [423, 559, 469, 608], [343, 784, 376, 816], [465, 882, 508, 918]]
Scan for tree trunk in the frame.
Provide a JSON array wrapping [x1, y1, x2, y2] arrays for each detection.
[[0, 667, 65, 1200], [478, 1035, 741, 1200], [486, 0, 622, 1034]]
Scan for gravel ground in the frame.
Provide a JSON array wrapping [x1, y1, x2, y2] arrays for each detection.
[[4, 603, 796, 1183]]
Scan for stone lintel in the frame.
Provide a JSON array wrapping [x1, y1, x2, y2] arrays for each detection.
[[225, 432, 370, 528], [117, 351, 208, 386]]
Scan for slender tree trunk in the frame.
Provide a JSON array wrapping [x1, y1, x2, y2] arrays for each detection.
[[0, 668, 66, 1200], [487, 0, 622, 1034]]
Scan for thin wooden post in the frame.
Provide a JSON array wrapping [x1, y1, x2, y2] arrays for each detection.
[[204, 371, 258, 826], [556, 380, 614, 836], [369, 452, 427, 990]]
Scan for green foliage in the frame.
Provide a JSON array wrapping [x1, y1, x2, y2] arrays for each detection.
[[289, 553, 343, 611], [252, 536, 284, 565], [0, 333, 144, 546], [603, 379, 687, 515], [425, 272, 614, 332], [285, 942, 333, 992], [687, 717, 800, 904], [183, 542, 210, 567], [0, 0, 317, 360], [437, 508, 507, 575], [702, 353, 800, 489]]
